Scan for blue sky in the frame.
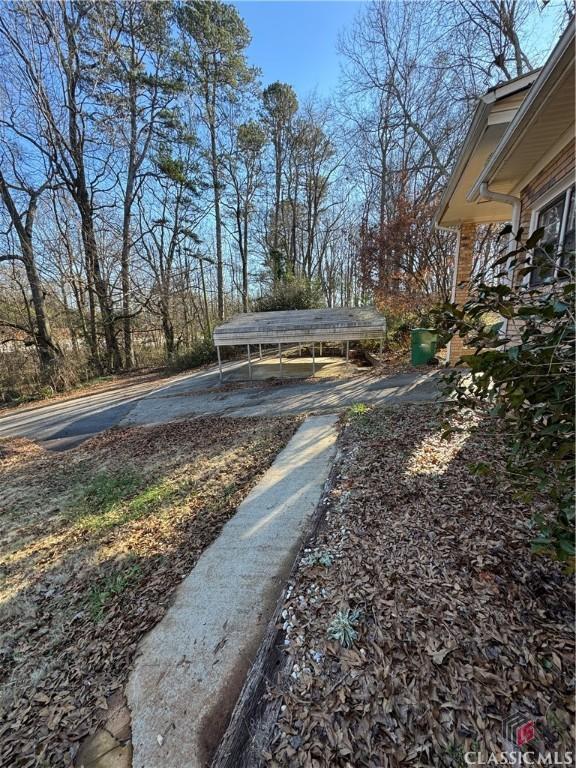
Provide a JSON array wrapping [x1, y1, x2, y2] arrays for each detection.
[[232, 0, 565, 102], [234, 1, 365, 99]]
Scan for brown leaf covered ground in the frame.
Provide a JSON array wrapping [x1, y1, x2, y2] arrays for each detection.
[[266, 405, 574, 767], [0, 415, 300, 767]]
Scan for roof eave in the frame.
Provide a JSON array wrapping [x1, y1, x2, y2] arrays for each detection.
[[433, 98, 492, 228], [469, 23, 575, 200], [434, 70, 540, 228]]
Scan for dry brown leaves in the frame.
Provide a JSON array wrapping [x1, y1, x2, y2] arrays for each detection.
[[0, 415, 300, 767], [265, 405, 574, 767]]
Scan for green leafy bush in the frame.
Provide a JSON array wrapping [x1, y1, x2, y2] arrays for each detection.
[[253, 275, 324, 312], [432, 230, 575, 568], [168, 338, 217, 372]]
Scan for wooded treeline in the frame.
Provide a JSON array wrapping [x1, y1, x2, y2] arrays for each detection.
[[0, 0, 566, 395]]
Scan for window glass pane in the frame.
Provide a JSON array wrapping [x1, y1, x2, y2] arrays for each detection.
[[531, 195, 564, 285], [560, 187, 575, 273]]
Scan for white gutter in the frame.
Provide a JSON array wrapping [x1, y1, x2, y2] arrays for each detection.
[[434, 69, 539, 229], [467, 23, 574, 204]]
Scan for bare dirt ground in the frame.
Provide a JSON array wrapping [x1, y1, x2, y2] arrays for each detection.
[[258, 404, 574, 766], [0, 415, 300, 767]]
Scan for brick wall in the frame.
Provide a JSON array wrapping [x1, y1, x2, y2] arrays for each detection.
[[518, 140, 575, 236], [448, 222, 476, 363]]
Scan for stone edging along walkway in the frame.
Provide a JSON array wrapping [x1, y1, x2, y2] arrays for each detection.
[[126, 414, 339, 768]]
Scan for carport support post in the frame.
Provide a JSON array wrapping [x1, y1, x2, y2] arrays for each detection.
[[259, 344, 262, 360], [217, 345, 222, 384], [319, 342, 322, 357], [247, 344, 252, 381], [312, 342, 316, 375], [278, 343, 283, 377], [345, 340, 349, 362]]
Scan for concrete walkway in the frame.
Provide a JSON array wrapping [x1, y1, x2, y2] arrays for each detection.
[[126, 414, 339, 768]]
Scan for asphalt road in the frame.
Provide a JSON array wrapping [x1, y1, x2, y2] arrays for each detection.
[[0, 362, 244, 450], [0, 362, 441, 450]]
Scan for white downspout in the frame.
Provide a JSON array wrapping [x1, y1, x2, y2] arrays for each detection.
[[479, 182, 521, 279]]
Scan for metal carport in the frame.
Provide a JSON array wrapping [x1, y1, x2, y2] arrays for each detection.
[[212, 307, 387, 382]]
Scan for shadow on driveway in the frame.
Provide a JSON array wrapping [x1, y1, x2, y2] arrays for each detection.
[[37, 401, 138, 451]]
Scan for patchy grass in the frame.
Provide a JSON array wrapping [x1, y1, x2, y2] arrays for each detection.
[[67, 471, 182, 531], [69, 469, 143, 526], [0, 415, 300, 766], [125, 479, 179, 517], [88, 563, 141, 622], [264, 404, 574, 766]]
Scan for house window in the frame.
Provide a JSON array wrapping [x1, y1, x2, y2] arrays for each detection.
[[560, 187, 575, 269], [531, 185, 575, 285]]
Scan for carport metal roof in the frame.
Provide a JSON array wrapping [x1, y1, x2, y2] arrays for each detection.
[[213, 307, 386, 383], [213, 307, 386, 346]]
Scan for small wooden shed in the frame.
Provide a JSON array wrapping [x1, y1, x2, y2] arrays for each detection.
[[213, 307, 387, 381]]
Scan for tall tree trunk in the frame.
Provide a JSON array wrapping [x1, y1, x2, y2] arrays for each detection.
[[242, 207, 249, 312], [84, 245, 100, 370], [78, 196, 122, 371], [211, 143, 224, 320], [60, 6, 121, 371], [22, 242, 62, 377], [272, 129, 282, 252], [160, 298, 175, 358], [121, 158, 135, 368], [0, 174, 62, 382], [235, 202, 248, 312], [120, 61, 138, 369], [199, 256, 211, 338], [206, 71, 224, 321]]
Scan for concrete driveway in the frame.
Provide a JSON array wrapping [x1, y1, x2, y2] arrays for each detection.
[[0, 361, 441, 449]]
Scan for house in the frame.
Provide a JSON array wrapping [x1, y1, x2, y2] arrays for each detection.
[[434, 23, 575, 363]]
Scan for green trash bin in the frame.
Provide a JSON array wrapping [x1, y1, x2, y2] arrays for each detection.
[[411, 328, 438, 366]]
